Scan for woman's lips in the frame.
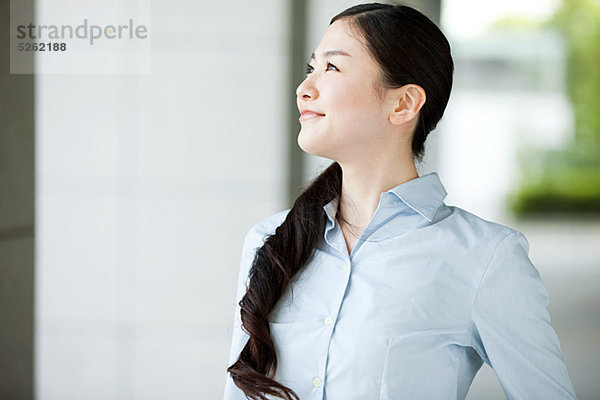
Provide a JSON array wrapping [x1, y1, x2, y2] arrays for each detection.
[[299, 111, 325, 121]]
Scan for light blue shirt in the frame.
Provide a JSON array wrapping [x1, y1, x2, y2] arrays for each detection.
[[224, 172, 577, 399]]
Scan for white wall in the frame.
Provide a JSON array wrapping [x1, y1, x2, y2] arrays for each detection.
[[36, 1, 288, 399]]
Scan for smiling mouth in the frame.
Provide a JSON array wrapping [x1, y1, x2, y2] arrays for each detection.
[[299, 112, 325, 121]]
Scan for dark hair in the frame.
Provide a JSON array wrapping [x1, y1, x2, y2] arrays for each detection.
[[226, 3, 453, 399]]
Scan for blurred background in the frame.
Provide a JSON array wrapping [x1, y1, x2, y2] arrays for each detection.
[[1, 0, 599, 399]]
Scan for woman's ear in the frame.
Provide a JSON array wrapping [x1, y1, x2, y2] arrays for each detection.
[[388, 84, 426, 126]]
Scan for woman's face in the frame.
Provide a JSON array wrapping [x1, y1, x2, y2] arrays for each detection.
[[296, 18, 391, 162]]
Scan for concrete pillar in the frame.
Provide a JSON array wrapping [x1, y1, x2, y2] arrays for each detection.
[[0, 0, 35, 398]]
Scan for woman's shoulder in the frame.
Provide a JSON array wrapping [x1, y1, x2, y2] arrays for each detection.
[[243, 208, 291, 248], [252, 208, 291, 235], [442, 205, 530, 254]]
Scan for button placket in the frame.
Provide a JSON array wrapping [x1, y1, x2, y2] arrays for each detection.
[[317, 260, 351, 396]]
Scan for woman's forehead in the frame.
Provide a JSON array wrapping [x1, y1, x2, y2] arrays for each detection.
[[314, 19, 366, 59]]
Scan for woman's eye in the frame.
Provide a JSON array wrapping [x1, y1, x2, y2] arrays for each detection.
[[305, 62, 339, 74]]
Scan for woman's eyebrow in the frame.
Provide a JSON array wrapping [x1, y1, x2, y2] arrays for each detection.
[[310, 50, 352, 61]]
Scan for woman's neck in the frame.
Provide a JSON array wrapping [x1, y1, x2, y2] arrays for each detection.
[[337, 157, 419, 232]]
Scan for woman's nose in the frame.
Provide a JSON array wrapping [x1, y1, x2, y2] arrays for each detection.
[[296, 78, 318, 100]]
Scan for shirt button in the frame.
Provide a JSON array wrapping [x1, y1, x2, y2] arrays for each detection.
[[342, 263, 350, 272], [313, 377, 322, 387], [324, 316, 334, 326]]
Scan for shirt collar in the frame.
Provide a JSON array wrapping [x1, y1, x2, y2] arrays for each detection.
[[323, 172, 448, 224]]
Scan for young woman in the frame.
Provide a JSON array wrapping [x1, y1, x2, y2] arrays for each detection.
[[224, 3, 577, 399]]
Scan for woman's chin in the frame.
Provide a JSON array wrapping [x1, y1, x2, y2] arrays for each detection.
[[297, 133, 330, 158]]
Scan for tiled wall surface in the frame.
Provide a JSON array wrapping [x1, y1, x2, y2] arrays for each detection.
[[36, 1, 288, 399]]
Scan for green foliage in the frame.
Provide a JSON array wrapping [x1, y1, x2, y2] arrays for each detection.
[[509, 144, 600, 217], [546, 0, 600, 142], [510, 0, 600, 217]]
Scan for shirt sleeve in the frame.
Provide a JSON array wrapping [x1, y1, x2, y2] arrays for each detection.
[[222, 226, 262, 400], [471, 231, 577, 400]]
